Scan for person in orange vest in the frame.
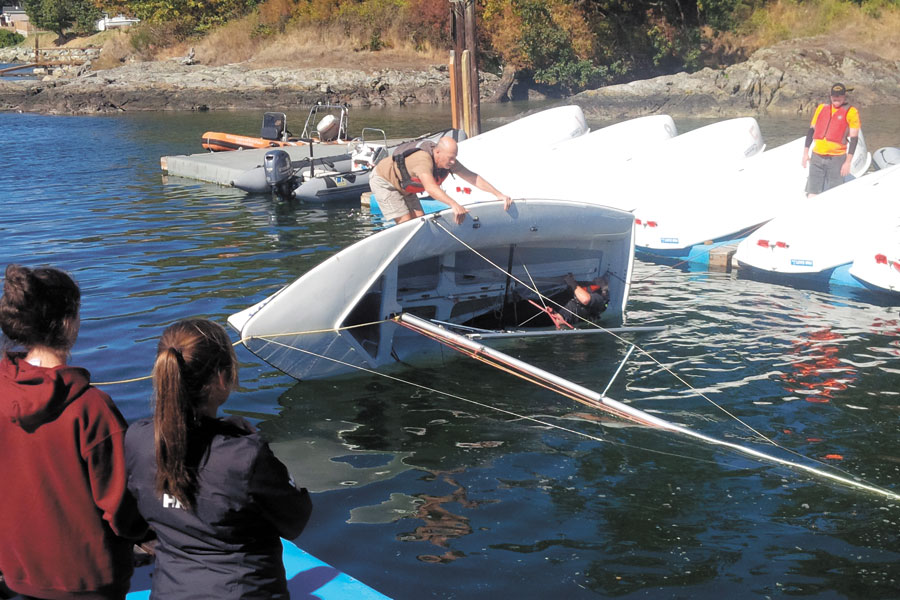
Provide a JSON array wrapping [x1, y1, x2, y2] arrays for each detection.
[[801, 83, 861, 197], [370, 136, 511, 225]]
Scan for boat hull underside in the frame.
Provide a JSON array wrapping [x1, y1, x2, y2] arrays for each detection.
[[234, 200, 635, 380]]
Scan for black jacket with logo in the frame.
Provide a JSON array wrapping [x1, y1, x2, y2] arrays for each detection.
[[125, 416, 312, 599]]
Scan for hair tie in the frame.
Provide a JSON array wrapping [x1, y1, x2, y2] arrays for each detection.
[[168, 346, 185, 364]]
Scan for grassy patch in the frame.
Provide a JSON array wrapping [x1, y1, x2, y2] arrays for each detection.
[[739, 0, 900, 58]]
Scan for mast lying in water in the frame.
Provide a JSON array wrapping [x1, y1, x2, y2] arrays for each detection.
[[395, 313, 900, 502]]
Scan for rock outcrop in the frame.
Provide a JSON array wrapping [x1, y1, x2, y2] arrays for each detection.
[[0, 59, 498, 114], [2, 36, 898, 115], [574, 39, 900, 119]]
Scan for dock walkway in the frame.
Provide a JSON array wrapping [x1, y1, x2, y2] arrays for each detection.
[[160, 144, 353, 187]]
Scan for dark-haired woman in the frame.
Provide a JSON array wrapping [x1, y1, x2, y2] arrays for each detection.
[[125, 319, 312, 599], [0, 264, 147, 599]]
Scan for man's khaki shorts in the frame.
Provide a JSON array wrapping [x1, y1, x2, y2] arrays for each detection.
[[370, 174, 422, 221]]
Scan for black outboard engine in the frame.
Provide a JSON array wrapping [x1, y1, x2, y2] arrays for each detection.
[[264, 149, 297, 200]]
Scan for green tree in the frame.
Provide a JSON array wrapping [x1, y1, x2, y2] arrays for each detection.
[[483, 0, 603, 100], [127, 0, 260, 35], [23, 0, 101, 41]]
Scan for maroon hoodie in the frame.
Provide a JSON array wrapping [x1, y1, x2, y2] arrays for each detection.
[[0, 353, 147, 599]]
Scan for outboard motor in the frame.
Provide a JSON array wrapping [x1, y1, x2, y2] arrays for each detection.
[[264, 149, 296, 200], [873, 147, 900, 170], [316, 114, 340, 142]]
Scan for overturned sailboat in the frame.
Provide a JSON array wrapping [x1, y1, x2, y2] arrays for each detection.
[[228, 199, 635, 380]]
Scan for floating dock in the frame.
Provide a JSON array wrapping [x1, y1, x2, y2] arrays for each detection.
[[160, 144, 353, 187]]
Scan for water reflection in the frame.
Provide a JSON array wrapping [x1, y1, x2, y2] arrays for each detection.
[[780, 327, 855, 404], [397, 470, 479, 564]]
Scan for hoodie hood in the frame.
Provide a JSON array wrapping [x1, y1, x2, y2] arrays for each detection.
[[0, 353, 92, 433]]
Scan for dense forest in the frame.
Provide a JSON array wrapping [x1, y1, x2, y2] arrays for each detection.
[[17, 0, 900, 95]]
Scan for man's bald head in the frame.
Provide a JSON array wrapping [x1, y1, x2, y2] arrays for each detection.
[[433, 137, 459, 169]]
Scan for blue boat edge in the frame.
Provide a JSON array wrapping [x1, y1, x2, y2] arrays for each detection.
[[364, 192, 449, 217], [126, 538, 391, 599]]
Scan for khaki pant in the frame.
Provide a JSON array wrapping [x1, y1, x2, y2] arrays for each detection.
[[370, 174, 422, 221]]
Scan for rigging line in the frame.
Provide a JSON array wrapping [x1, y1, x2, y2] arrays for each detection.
[[93, 319, 392, 387], [238, 319, 390, 341], [431, 218, 886, 481], [397, 313, 900, 502], [406, 320, 670, 426], [521, 263, 547, 310], [246, 335, 727, 467], [429, 217, 778, 447], [248, 336, 610, 442], [515, 262, 551, 328]]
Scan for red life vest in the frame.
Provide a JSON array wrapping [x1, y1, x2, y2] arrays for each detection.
[[812, 102, 853, 145], [391, 140, 450, 194]]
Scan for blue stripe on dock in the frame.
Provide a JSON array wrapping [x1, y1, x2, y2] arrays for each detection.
[[126, 539, 390, 599]]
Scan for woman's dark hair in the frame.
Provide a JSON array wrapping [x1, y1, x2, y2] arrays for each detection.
[[153, 319, 238, 509], [0, 264, 81, 352]]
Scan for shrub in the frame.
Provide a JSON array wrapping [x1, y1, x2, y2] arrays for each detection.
[[0, 29, 25, 48], [404, 0, 451, 51]]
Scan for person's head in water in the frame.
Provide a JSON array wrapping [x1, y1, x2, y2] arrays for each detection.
[[0, 264, 80, 355], [152, 318, 238, 508]]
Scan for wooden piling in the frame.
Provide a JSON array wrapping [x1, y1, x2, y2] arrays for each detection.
[[461, 50, 473, 138], [450, 1, 466, 131], [449, 51, 459, 130], [463, 0, 480, 135]]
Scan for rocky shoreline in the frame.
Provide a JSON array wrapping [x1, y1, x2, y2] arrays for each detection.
[[1, 38, 898, 116], [574, 39, 900, 119]]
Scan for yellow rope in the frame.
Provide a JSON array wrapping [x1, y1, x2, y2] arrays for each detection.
[[93, 319, 391, 386]]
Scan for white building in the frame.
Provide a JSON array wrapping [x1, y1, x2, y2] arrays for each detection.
[[1, 4, 32, 36]]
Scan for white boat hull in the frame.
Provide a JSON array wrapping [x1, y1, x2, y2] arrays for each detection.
[[735, 163, 900, 285], [848, 222, 900, 293], [632, 131, 871, 261], [445, 113, 677, 206]]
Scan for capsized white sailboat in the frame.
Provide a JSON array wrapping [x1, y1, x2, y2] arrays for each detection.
[[228, 199, 635, 380], [735, 163, 900, 287], [632, 132, 872, 263]]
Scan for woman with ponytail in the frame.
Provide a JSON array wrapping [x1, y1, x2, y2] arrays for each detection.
[[0, 264, 146, 599], [124, 319, 311, 599]]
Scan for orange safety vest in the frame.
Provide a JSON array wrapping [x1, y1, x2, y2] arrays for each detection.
[[812, 103, 852, 148], [392, 141, 450, 194]]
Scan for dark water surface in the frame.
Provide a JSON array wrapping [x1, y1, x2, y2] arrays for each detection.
[[1, 104, 899, 599]]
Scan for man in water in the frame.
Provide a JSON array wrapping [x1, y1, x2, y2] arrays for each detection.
[[370, 136, 511, 225], [541, 274, 610, 329], [801, 83, 861, 197], [562, 273, 610, 325]]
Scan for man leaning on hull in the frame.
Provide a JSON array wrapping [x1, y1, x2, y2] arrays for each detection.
[[370, 136, 512, 225]]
